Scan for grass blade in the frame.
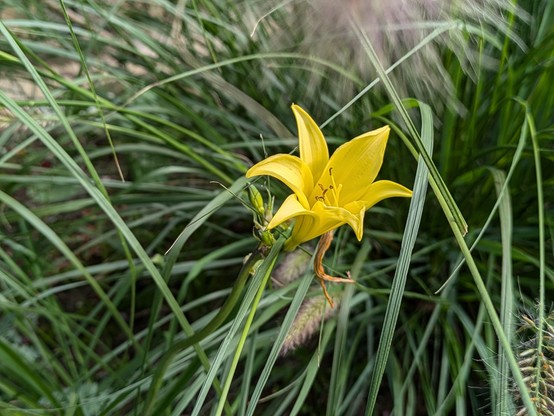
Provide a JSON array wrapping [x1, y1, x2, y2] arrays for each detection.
[[191, 237, 285, 415], [492, 168, 514, 415], [245, 268, 313, 416], [364, 104, 433, 415]]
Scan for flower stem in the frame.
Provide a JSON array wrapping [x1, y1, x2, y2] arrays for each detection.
[[143, 247, 265, 415], [214, 249, 279, 416]]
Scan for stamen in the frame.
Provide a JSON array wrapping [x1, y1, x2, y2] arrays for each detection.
[[327, 166, 341, 205], [317, 183, 329, 204], [315, 168, 342, 206]]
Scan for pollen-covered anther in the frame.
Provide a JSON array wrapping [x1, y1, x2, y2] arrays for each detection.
[[316, 168, 342, 207], [317, 183, 329, 203]]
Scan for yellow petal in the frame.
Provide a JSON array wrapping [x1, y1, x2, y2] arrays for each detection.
[[292, 104, 329, 182], [313, 126, 390, 204], [341, 201, 366, 240], [267, 194, 308, 230], [246, 154, 313, 208], [286, 201, 363, 250], [356, 180, 413, 209], [340, 182, 412, 241], [284, 215, 317, 251]]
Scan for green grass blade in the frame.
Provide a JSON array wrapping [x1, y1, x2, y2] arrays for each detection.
[[0, 339, 61, 408], [438, 112, 528, 291], [364, 104, 433, 415], [58, 0, 125, 182], [191, 237, 285, 415], [327, 241, 372, 415], [0, 189, 138, 348], [289, 323, 336, 416], [492, 168, 514, 415], [244, 269, 313, 416], [214, 250, 280, 416], [528, 107, 546, 407], [0, 83, 190, 342]]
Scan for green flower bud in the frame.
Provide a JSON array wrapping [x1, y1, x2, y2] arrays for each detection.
[[248, 186, 265, 216]]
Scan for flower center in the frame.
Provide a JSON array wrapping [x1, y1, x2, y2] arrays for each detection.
[[315, 167, 342, 206]]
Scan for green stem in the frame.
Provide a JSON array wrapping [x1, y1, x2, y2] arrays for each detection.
[[143, 248, 265, 415], [215, 252, 278, 416]]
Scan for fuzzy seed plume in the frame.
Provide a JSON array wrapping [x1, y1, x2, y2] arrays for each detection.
[[272, 247, 311, 287], [514, 309, 554, 416], [281, 293, 339, 355]]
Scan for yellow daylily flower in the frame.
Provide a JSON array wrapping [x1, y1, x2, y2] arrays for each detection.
[[246, 104, 412, 251]]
